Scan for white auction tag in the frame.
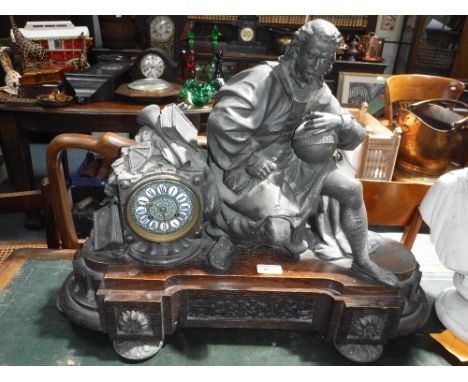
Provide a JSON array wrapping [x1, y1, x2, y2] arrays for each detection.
[[256, 264, 283, 275]]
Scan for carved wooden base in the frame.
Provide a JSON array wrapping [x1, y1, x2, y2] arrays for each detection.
[[57, 237, 429, 363]]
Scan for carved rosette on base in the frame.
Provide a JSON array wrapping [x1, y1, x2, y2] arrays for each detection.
[[112, 310, 163, 360]]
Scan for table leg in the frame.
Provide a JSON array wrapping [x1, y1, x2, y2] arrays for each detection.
[[0, 112, 43, 229], [0, 112, 36, 190]]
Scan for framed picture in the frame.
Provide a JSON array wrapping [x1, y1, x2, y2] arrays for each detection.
[[336, 72, 391, 106], [375, 15, 405, 42]]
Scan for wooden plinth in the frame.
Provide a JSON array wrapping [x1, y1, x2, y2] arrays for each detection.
[[58, 237, 429, 363]]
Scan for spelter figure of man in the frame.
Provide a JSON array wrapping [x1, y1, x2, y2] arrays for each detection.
[[206, 19, 398, 288]]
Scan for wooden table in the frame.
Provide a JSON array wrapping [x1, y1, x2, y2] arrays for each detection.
[[0, 100, 210, 193]]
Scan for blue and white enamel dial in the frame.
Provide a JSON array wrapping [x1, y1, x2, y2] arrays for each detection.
[[125, 176, 200, 243]]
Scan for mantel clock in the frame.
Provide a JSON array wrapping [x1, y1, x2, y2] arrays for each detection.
[[57, 18, 429, 364], [236, 16, 259, 43], [131, 48, 177, 82], [229, 15, 266, 53], [148, 16, 176, 54]]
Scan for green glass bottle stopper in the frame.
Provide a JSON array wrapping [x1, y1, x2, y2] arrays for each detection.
[[188, 25, 196, 50], [211, 25, 220, 51]]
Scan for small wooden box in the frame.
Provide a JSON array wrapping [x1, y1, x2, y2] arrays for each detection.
[[350, 107, 401, 181]]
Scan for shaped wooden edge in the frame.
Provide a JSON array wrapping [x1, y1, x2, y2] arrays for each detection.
[[0, 248, 76, 292]]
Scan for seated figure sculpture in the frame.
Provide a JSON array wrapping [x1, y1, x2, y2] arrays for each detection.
[[206, 19, 398, 287], [55, 20, 430, 363]]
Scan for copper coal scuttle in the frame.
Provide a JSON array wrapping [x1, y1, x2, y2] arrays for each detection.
[[357, 33, 385, 62], [396, 99, 468, 176]]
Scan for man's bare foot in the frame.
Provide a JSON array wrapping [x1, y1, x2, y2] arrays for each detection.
[[352, 260, 399, 288], [283, 239, 310, 261]]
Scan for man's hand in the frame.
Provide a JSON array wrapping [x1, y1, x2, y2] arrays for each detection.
[[302, 112, 343, 136], [246, 156, 277, 179]]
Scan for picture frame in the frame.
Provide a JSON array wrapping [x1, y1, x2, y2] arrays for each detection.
[[375, 15, 405, 42], [336, 72, 391, 106]]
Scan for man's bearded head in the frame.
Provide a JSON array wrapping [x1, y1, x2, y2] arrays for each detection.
[[280, 19, 343, 83]]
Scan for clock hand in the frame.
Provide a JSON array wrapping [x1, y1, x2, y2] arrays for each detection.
[[160, 206, 167, 221]]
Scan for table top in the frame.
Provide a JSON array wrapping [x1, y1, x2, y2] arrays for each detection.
[[0, 97, 212, 116]]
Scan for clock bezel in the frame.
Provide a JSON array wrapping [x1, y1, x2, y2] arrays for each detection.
[[131, 47, 177, 82], [124, 174, 201, 243], [149, 15, 176, 44], [235, 16, 259, 44], [239, 26, 255, 42], [139, 52, 166, 79]]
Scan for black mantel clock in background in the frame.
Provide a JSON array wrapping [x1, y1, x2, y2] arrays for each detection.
[[228, 15, 266, 54], [115, 47, 181, 104], [147, 16, 176, 56], [143, 16, 187, 62], [91, 16, 186, 69]]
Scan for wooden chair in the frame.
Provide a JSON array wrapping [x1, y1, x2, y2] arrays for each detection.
[[0, 179, 58, 266], [362, 179, 431, 250], [384, 74, 465, 126], [379, 74, 463, 242], [46, 133, 134, 249]]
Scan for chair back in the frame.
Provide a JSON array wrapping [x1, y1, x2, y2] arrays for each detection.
[[384, 74, 464, 125], [46, 133, 134, 249]]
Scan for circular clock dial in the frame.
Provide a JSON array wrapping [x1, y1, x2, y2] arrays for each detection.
[[139, 53, 166, 79], [126, 176, 200, 243], [240, 27, 255, 42], [150, 16, 175, 43]]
